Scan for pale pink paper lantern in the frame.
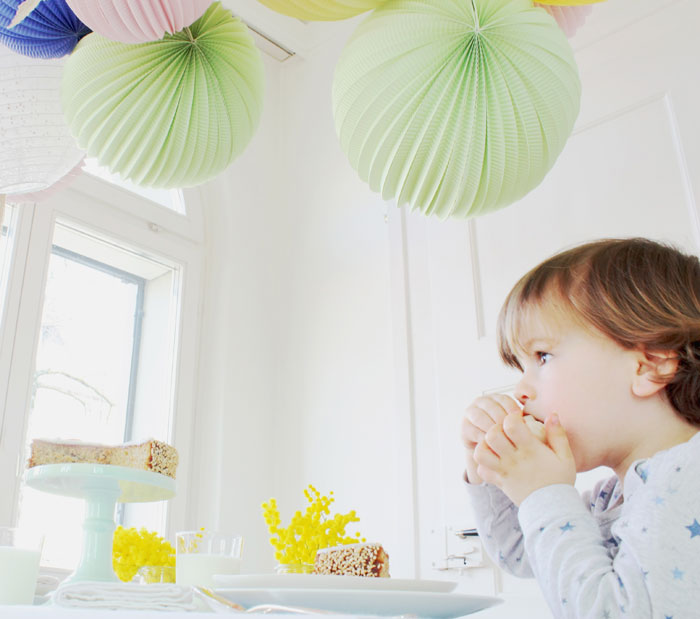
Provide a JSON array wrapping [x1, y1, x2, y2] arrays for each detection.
[[536, 3, 592, 37], [65, 0, 212, 43]]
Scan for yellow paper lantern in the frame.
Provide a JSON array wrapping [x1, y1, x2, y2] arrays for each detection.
[[256, 0, 386, 21]]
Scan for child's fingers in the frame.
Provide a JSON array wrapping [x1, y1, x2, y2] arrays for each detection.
[[462, 398, 506, 446], [484, 423, 516, 455], [476, 464, 503, 488], [502, 410, 535, 445], [490, 393, 523, 416], [460, 416, 484, 447], [469, 396, 510, 426], [545, 414, 573, 460], [473, 438, 501, 469], [461, 408, 492, 442]]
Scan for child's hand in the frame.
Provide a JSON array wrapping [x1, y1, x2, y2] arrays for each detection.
[[473, 412, 576, 505], [461, 395, 522, 485]]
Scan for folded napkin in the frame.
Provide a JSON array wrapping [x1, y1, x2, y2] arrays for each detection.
[[36, 574, 61, 597], [52, 581, 198, 611]]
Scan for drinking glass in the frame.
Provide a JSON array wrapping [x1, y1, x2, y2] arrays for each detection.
[[0, 527, 44, 605], [176, 531, 242, 587]]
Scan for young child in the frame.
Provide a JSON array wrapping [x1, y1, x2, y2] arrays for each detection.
[[462, 237, 700, 618]]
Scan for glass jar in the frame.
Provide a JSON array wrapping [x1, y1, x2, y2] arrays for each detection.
[[138, 565, 176, 584], [275, 563, 314, 574]]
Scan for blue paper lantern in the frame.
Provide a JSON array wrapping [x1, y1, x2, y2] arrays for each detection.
[[0, 0, 90, 58]]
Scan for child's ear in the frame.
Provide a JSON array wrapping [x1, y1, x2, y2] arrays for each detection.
[[631, 350, 679, 398]]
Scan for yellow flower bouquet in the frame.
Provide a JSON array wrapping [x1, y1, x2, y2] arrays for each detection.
[[262, 485, 366, 568], [112, 526, 176, 582]]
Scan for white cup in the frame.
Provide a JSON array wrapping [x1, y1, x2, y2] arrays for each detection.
[[0, 527, 44, 605], [175, 531, 243, 587]]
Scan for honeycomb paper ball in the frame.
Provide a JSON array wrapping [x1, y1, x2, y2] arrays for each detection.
[[61, 2, 265, 189], [536, 3, 592, 37], [256, 0, 386, 21], [7, 158, 84, 203], [333, 0, 581, 219], [534, 0, 605, 5], [0, 46, 84, 194], [65, 0, 212, 44], [0, 0, 90, 58]]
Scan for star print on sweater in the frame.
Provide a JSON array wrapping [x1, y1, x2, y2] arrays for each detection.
[[686, 519, 700, 537], [465, 431, 700, 618]]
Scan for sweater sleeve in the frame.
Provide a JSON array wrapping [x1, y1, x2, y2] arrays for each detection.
[[518, 467, 700, 619], [465, 480, 534, 578]]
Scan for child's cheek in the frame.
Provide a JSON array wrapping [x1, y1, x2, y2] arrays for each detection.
[[564, 432, 588, 472]]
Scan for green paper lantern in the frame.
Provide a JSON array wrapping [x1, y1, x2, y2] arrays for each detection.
[[257, 0, 385, 21], [332, 0, 581, 218], [537, 0, 605, 5], [62, 2, 264, 189]]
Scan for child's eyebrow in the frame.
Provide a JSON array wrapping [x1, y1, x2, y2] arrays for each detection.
[[520, 337, 556, 352]]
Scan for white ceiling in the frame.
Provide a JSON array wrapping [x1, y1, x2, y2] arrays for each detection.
[[224, 0, 684, 63], [222, 0, 360, 61]]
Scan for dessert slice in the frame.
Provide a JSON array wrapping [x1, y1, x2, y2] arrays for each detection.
[[28, 438, 179, 479], [314, 542, 390, 577]]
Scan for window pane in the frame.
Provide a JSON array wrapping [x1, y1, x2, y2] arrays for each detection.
[[18, 224, 180, 570], [29, 249, 140, 441]]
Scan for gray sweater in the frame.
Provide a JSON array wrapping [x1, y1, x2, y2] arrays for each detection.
[[466, 432, 700, 619]]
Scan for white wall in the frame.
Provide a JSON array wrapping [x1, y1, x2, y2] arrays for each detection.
[[190, 53, 284, 571], [270, 26, 408, 574], [191, 1, 700, 597], [192, 21, 412, 574]]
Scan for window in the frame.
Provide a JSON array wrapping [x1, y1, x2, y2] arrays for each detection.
[[0, 174, 203, 572], [18, 224, 181, 568], [0, 200, 18, 326], [83, 158, 186, 214]]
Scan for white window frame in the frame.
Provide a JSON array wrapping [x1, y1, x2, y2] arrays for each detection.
[[0, 173, 204, 543]]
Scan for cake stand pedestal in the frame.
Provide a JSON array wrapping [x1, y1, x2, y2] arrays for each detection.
[[24, 463, 176, 583]]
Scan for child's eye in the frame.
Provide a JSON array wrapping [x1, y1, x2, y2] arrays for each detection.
[[536, 352, 551, 365]]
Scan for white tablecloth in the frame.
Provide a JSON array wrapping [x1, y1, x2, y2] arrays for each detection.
[[0, 603, 540, 619], [0, 609, 375, 618], [3, 594, 547, 618]]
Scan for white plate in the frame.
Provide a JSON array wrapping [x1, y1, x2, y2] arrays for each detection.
[[212, 573, 457, 593], [214, 588, 501, 617]]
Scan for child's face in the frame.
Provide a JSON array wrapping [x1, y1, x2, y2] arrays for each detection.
[[511, 305, 641, 473]]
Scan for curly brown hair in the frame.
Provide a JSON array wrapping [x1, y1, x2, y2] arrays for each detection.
[[498, 237, 700, 426]]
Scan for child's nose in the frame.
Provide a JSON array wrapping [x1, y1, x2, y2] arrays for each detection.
[[514, 379, 535, 406]]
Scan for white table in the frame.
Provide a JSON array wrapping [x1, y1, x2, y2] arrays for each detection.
[[3, 601, 546, 618], [1, 610, 382, 618]]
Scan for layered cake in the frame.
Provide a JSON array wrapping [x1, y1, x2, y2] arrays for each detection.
[[314, 543, 390, 577], [28, 438, 179, 479]]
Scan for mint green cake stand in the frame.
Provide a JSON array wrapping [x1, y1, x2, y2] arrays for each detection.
[[24, 463, 176, 583]]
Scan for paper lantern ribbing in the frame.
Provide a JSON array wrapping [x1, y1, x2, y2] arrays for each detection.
[[8, 158, 84, 203], [0, 0, 90, 58], [0, 46, 85, 195], [256, 0, 385, 21], [65, 0, 212, 44], [62, 2, 264, 189], [536, 3, 592, 38], [535, 0, 604, 5], [333, 0, 581, 219]]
